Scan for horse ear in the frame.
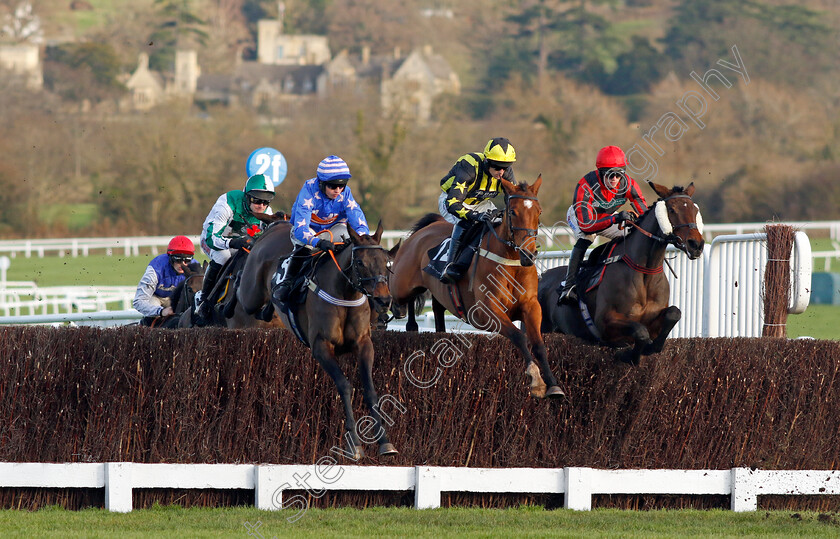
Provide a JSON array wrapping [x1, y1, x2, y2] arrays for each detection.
[[372, 221, 384, 243], [647, 181, 670, 199], [500, 177, 515, 194], [388, 239, 401, 259], [347, 225, 361, 243], [685, 182, 695, 197], [531, 174, 542, 194]]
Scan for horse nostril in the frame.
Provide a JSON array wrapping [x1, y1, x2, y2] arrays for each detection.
[[687, 239, 703, 252]]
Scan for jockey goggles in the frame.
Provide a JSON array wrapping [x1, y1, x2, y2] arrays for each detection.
[[324, 182, 346, 191], [170, 255, 191, 264], [248, 196, 272, 206], [487, 161, 510, 171]]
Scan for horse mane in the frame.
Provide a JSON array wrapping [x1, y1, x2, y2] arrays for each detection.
[[169, 280, 188, 311], [635, 184, 687, 221], [409, 213, 445, 235], [169, 263, 204, 311]]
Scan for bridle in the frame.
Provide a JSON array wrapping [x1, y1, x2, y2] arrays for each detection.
[[328, 242, 393, 317], [626, 194, 699, 254], [487, 192, 540, 258]]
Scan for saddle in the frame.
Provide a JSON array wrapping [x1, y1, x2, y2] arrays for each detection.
[[208, 251, 247, 312], [422, 221, 486, 280], [270, 246, 351, 347], [272, 244, 350, 306], [576, 236, 629, 295]]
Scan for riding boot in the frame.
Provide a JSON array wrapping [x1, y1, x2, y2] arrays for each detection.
[[557, 239, 592, 306], [194, 261, 222, 326], [440, 221, 469, 284], [272, 248, 307, 303]]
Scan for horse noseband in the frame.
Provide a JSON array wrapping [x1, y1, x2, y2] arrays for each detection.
[[502, 194, 540, 259], [347, 244, 392, 313]]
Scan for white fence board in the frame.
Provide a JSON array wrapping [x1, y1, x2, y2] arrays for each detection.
[[2, 463, 838, 513]]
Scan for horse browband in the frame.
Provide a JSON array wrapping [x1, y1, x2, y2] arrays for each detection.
[[627, 193, 698, 243]]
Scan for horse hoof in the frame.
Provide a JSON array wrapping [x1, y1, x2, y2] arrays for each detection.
[[526, 362, 547, 398], [378, 443, 398, 457], [529, 386, 546, 399], [544, 386, 565, 399], [616, 349, 639, 365]]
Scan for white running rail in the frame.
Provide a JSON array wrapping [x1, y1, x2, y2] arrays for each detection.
[[0, 462, 837, 513]]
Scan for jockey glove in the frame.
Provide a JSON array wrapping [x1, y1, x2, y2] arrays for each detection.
[[316, 239, 335, 252], [478, 212, 495, 223], [229, 236, 253, 250], [613, 211, 635, 225]]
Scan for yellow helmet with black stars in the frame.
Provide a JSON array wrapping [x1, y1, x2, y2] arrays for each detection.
[[483, 137, 516, 168]]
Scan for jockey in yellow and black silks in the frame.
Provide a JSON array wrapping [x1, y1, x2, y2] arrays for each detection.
[[438, 137, 516, 284]]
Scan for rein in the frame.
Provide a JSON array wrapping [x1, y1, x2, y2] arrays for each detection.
[[482, 193, 540, 263], [311, 241, 392, 313], [620, 193, 698, 275]]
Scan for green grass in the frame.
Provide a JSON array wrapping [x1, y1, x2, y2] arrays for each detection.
[[786, 305, 840, 340], [39, 204, 99, 231], [5, 253, 208, 287], [7, 254, 157, 287], [48, 0, 154, 35], [0, 506, 838, 538]]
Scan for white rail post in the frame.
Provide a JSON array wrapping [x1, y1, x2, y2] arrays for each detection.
[[564, 467, 593, 510], [730, 467, 758, 512], [789, 231, 812, 314], [105, 462, 133, 512], [254, 465, 275, 510], [414, 466, 442, 509]]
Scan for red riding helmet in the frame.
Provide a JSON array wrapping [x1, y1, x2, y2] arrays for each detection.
[[595, 146, 626, 169], [167, 235, 195, 256]]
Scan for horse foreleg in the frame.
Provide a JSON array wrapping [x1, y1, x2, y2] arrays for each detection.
[[603, 315, 652, 366], [356, 337, 398, 457], [642, 306, 681, 355], [520, 307, 564, 399], [312, 339, 363, 459], [432, 297, 446, 333], [405, 301, 419, 332], [498, 320, 561, 399]]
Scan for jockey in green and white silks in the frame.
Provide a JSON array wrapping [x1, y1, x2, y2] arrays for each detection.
[[194, 174, 275, 325], [200, 174, 275, 265]]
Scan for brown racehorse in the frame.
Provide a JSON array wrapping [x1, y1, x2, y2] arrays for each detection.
[[179, 213, 289, 329], [161, 261, 206, 328], [538, 182, 705, 365], [389, 176, 564, 399], [271, 223, 401, 458], [235, 220, 395, 329], [225, 220, 292, 328]]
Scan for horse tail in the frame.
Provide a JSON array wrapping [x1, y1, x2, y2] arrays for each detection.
[[410, 213, 445, 235]]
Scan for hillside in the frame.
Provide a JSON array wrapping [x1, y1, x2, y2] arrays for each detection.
[[0, 0, 838, 236]]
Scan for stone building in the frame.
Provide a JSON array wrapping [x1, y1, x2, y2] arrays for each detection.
[[0, 43, 42, 89]]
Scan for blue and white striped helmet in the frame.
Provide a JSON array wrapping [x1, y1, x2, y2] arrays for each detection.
[[316, 155, 352, 185]]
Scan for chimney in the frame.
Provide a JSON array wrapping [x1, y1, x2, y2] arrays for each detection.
[[393, 46, 401, 60], [362, 45, 370, 66], [423, 44, 433, 56]]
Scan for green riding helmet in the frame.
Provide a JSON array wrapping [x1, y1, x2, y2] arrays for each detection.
[[243, 174, 275, 213]]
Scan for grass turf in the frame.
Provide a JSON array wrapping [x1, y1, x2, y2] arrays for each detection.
[[0, 506, 838, 538]]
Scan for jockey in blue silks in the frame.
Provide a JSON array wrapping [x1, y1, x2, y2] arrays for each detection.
[[133, 235, 197, 325], [271, 155, 370, 303]]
